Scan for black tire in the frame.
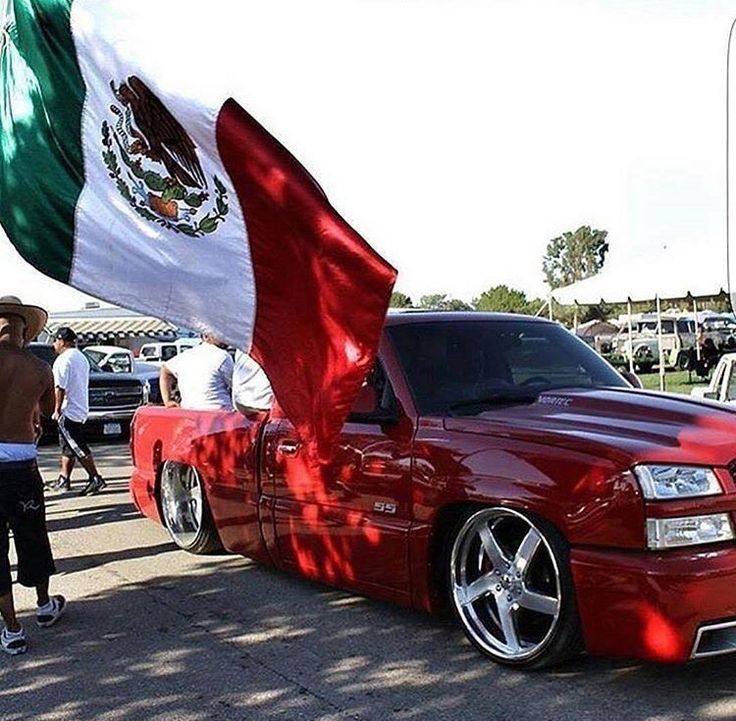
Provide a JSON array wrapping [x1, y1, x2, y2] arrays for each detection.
[[636, 362, 654, 374], [445, 507, 584, 670], [676, 351, 690, 371], [158, 462, 222, 554]]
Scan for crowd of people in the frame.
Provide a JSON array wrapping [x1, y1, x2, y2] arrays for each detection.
[[0, 295, 273, 656]]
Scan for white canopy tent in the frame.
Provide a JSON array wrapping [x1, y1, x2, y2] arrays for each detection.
[[551, 250, 727, 306], [550, 248, 729, 389]]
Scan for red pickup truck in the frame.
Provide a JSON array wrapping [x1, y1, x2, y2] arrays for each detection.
[[130, 312, 736, 668]]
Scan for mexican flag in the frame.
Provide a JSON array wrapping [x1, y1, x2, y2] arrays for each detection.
[[0, 0, 397, 460]]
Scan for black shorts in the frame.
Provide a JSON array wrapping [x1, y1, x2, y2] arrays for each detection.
[[0, 461, 56, 595], [58, 417, 90, 459]]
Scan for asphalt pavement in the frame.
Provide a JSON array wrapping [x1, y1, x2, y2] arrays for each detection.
[[2, 440, 736, 721]]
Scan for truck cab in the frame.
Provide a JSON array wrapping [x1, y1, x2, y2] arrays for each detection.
[[691, 353, 736, 405]]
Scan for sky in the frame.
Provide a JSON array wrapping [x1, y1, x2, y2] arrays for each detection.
[[1, 0, 735, 311]]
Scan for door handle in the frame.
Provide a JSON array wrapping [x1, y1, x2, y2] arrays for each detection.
[[276, 439, 301, 457]]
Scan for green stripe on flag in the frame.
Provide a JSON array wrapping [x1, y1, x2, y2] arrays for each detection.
[[0, 0, 85, 282]]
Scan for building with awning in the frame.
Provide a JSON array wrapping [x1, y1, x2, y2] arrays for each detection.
[[46, 304, 183, 348]]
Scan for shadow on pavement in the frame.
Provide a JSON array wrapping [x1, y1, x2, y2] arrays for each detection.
[[1, 441, 733, 721], [44, 502, 141, 534], [2, 552, 736, 721]]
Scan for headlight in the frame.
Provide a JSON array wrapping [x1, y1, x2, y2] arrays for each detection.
[[633, 465, 722, 500], [647, 514, 734, 550]]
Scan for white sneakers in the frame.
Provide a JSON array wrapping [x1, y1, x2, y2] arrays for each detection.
[[1, 595, 67, 656], [36, 595, 66, 628], [0, 626, 27, 656]]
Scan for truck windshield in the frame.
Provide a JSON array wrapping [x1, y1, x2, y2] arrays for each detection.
[[388, 319, 627, 415], [84, 349, 105, 365], [81, 350, 104, 374]]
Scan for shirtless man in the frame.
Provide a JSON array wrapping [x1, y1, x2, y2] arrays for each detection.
[[0, 296, 66, 656]]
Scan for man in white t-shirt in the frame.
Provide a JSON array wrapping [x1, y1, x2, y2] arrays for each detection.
[[160, 334, 234, 411], [51, 327, 106, 497], [232, 351, 274, 415]]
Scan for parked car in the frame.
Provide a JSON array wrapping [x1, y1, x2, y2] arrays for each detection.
[[691, 353, 736, 405], [699, 314, 736, 350], [131, 312, 736, 668], [28, 343, 149, 437], [138, 338, 199, 364], [611, 315, 696, 372], [84, 344, 162, 403]]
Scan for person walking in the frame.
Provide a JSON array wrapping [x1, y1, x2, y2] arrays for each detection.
[[160, 334, 234, 410], [49, 327, 106, 496], [0, 296, 66, 655]]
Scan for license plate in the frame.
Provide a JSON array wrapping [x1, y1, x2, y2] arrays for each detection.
[[103, 422, 122, 436]]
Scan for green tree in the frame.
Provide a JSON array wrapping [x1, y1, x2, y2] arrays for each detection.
[[389, 291, 413, 308], [473, 285, 538, 314], [542, 225, 609, 290], [418, 293, 472, 311]]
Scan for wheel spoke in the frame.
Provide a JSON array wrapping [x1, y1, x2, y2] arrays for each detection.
[[478, 524, 509, 569], [519, 589, 559, 616], [497, 598, 521, 652], [451, 509, 563, 662], [161, 463, 203, 548], [514, 528, 541, 576], [457, 573, 496, 606]]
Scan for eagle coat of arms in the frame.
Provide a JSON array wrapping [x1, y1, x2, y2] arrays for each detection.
[[101, 76, 229, 237]]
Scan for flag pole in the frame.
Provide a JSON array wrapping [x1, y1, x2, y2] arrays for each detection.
[[656, 295, 666, 392], [627, 298, 635, 375]]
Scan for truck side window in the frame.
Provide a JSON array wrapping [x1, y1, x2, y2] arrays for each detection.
[[712, 362, 727, 398], [726, 364, 736, 401], [348, 361, 397, 421]]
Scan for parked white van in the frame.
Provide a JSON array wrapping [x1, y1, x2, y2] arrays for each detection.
[[138, 338, 200, 364]]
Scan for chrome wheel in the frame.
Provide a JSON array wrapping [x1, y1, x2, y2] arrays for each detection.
[[160, 462, 204, 550], [450, 507, 562, 663]]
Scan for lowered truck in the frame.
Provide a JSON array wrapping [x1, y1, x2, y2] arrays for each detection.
[[130, 312, 736, 668]]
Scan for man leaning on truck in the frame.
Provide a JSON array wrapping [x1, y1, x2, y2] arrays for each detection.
[[0, 296, 66, 656], [159, 333, 234, 411]]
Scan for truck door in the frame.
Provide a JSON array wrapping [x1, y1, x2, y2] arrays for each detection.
[[721, 360, 736, 404], [265, 362, 415, 604]]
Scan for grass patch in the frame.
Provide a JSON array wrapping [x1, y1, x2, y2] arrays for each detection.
[[639, 370, 709, 396]]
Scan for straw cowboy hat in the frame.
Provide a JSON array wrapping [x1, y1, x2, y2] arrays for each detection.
[[0, 296, 48, 340]]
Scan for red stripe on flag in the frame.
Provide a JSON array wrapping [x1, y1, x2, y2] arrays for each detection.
[[216, 99, 397, 462]]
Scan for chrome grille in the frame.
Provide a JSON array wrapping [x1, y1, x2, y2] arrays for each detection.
[[89, 385, 143, 409]]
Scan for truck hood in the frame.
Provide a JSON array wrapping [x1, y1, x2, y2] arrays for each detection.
[[442, 387, 736, 468], [90, 370, 143, 386]]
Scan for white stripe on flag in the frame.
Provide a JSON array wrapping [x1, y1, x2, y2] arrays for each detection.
[[69, 0, 256, 349]]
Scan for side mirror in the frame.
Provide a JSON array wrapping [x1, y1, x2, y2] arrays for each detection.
[[620, 370, 643, 389]]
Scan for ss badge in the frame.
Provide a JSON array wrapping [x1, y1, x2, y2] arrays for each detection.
[[374, 501, 397, 514]]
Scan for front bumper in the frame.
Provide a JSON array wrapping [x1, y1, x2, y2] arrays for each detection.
[[572, 545, 736, 662], [87, 408, 137, 423]]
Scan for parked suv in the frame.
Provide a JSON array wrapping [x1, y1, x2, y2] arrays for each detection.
[[28, 343, 149, 437]]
